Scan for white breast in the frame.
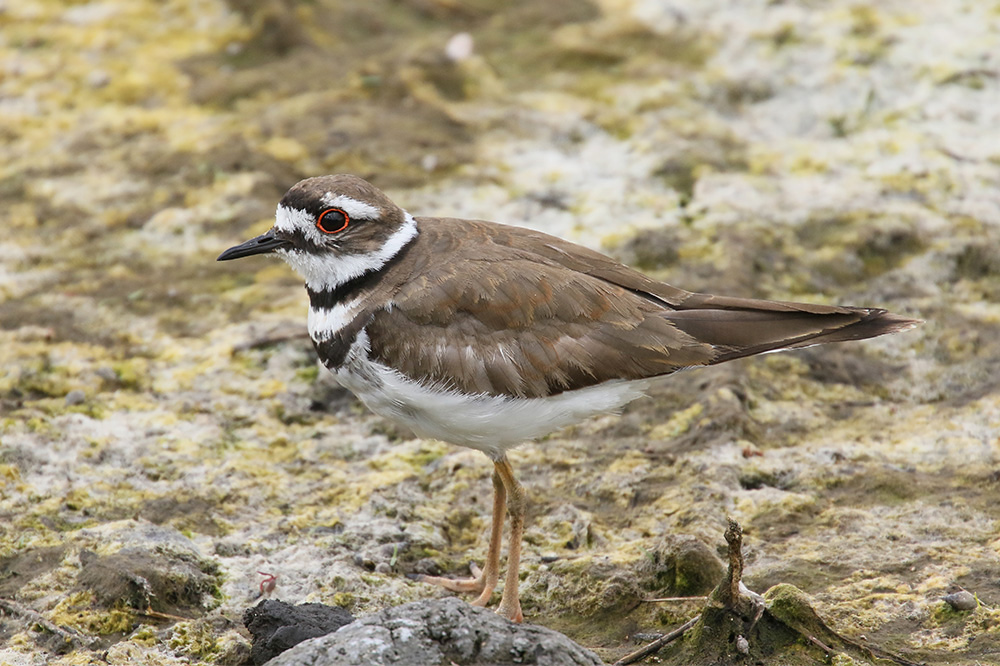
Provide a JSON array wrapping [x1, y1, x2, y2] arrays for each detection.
[[329, 331, 651, 460]]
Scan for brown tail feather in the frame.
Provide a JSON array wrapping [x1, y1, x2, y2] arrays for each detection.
[[664, 302, 920, 365]]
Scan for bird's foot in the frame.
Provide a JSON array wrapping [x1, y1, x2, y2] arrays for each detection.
[[409, 562, 495, 605], [495, 596, 523, 623]]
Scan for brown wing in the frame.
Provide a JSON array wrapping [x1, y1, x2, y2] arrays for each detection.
[[494, 222, 919, 359], [364, 217, 919, 399], [366, 255, 716, 399]]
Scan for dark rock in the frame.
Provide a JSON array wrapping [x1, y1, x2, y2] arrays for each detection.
[[265, 597, 603, 666], [243, 599, 355, 665]]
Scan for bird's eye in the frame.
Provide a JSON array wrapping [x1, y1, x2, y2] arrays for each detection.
[[316, 208, 349, 234]]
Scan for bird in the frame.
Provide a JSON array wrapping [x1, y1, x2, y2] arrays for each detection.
[[217, 174, 919, 622]]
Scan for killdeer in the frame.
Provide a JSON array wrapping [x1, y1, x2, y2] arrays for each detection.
[[218, 174, 919, 622]]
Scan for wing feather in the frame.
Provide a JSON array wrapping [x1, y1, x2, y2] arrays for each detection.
[[366, 254, 713, 398], [359, 216, 918, 399]]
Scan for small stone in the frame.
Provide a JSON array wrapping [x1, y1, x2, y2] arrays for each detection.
[[95, 367, 118, 381], [736, 634, 749, 654], [942, 591, 977, 611], [444, 32, 474, 62], [412, 558, 442, 576], [353, 553, 375, 570], [65, 390, 86, 406]]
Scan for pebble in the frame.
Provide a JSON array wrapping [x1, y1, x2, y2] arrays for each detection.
[[942, 591, 977, 611], [95, 367, 118, 381]]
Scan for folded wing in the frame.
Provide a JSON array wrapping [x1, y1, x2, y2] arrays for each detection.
[[364, 218, 919, 399]]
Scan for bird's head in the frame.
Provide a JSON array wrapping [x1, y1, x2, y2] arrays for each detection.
[[217, 174, 416, 291]]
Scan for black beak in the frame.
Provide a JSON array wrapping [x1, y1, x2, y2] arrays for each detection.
[[217, 229, 291, 261]]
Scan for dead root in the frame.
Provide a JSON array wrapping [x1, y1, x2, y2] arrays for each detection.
[[615, 518, 923, 666]]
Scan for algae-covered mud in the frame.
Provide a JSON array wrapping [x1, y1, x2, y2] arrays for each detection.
[[1, 1, 998, 664]]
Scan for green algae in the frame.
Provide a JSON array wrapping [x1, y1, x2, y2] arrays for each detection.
[[168, 620, 221, 661], [50, 592, 138, 637]]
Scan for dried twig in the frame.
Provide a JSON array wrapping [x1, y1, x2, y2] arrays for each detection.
[[641, 596, 707, 603], [0, 597, 95, 648], [838, 631, 924, 666], [612, 614, 701, 666], [808, 634, 834, 654], [138, 606, 190, 622]]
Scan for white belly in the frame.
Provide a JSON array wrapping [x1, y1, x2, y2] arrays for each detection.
[[330, 332, 650, 460]]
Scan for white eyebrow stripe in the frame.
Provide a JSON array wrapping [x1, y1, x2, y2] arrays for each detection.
[[275, 204, 325, 245], [320, 193, 381, 220]]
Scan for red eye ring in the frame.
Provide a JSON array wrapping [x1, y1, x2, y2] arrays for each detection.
[[316, 208, 349, 234]]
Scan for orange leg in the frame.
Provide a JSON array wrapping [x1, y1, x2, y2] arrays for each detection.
[[412, 464, 505, 604], [493, 455, 525, 623]]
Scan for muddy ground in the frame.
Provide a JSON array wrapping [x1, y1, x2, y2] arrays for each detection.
[[1, 1, 998, 664]]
